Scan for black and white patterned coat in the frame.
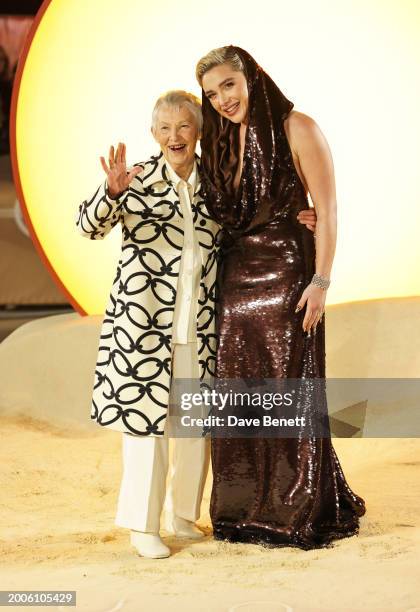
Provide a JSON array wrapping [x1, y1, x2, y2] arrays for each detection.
[[76, 151, 222, 436]]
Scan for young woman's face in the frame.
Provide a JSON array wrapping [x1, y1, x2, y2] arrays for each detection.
[[202, 64, 248, 125]]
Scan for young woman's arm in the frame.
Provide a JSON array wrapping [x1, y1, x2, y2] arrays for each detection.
[[288, 112, 338, 333]]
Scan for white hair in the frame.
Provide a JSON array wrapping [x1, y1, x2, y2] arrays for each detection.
[[151, 90, 203, 133]]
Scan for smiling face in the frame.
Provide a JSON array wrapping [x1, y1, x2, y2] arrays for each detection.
[[152, 103, 199, 176], [202, 63, 249, 125]]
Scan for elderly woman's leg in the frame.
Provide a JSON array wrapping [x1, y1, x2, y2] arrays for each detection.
[[115, 430, 170, 558], [164, 342, 210, 538]]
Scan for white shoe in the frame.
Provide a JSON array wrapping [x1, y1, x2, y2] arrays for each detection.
[[165, 515, 205, 539], [130, 531, 170, 559]]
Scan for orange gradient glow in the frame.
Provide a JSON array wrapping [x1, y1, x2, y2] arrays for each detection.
[[12, 0, 420, 314]]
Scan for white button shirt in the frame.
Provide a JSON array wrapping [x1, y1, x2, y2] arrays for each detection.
[[166, 160, 203, 344]]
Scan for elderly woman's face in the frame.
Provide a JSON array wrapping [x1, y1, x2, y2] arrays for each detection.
[[152, 104, 199, 171], [202, 64, 248, 125]]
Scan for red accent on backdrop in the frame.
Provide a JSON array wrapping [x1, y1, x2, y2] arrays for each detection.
[[9, 0, 87, 315]]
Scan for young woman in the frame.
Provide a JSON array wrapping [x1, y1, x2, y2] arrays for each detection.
[[195, 45, 366, 549]]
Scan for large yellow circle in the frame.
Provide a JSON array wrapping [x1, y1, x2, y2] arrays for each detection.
[[14, 0, 420, 314]]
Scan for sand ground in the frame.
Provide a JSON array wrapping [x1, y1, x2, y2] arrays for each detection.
[[1, 413, 419, 612]]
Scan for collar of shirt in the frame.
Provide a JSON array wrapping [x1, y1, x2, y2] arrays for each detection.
[[166, 159, 197, 198]]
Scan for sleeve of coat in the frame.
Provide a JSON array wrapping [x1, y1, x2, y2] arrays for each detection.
[[75, 180, 128, 240]]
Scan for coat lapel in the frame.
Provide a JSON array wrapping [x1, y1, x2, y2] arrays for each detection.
[[142, 151, 172, 189], [142, 150, 202, 193]]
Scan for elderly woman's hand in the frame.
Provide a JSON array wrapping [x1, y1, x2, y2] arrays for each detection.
[[297, 207, 317, 232], [100, 142, 142, 198], [295, 283, 326, 335]]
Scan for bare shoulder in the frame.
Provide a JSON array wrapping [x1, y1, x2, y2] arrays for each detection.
[[284, 110, 328, 152]]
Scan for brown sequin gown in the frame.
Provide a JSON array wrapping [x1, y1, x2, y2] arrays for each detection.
[[199, 46, 366, 550]]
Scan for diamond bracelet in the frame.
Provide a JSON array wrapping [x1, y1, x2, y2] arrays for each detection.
[[311, 273, 331, 290]]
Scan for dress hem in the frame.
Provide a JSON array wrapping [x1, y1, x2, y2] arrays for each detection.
[[212, 521, 363, 551]]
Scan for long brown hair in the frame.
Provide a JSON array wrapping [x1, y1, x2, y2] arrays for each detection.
[[197, 45, 295, 234]]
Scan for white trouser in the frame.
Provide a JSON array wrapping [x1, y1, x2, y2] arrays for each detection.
[[114, 342, 210, 533]]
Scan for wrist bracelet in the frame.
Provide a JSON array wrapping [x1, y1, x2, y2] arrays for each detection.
[[311, 273, 330, 290]]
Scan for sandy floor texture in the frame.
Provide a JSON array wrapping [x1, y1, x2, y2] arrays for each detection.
[[1, 414, 419, 612], [1, 300, 420, 611]]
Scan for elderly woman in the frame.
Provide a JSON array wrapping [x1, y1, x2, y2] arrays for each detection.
[[76, 89, 317, 558], [76, 90, 221, 558]]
